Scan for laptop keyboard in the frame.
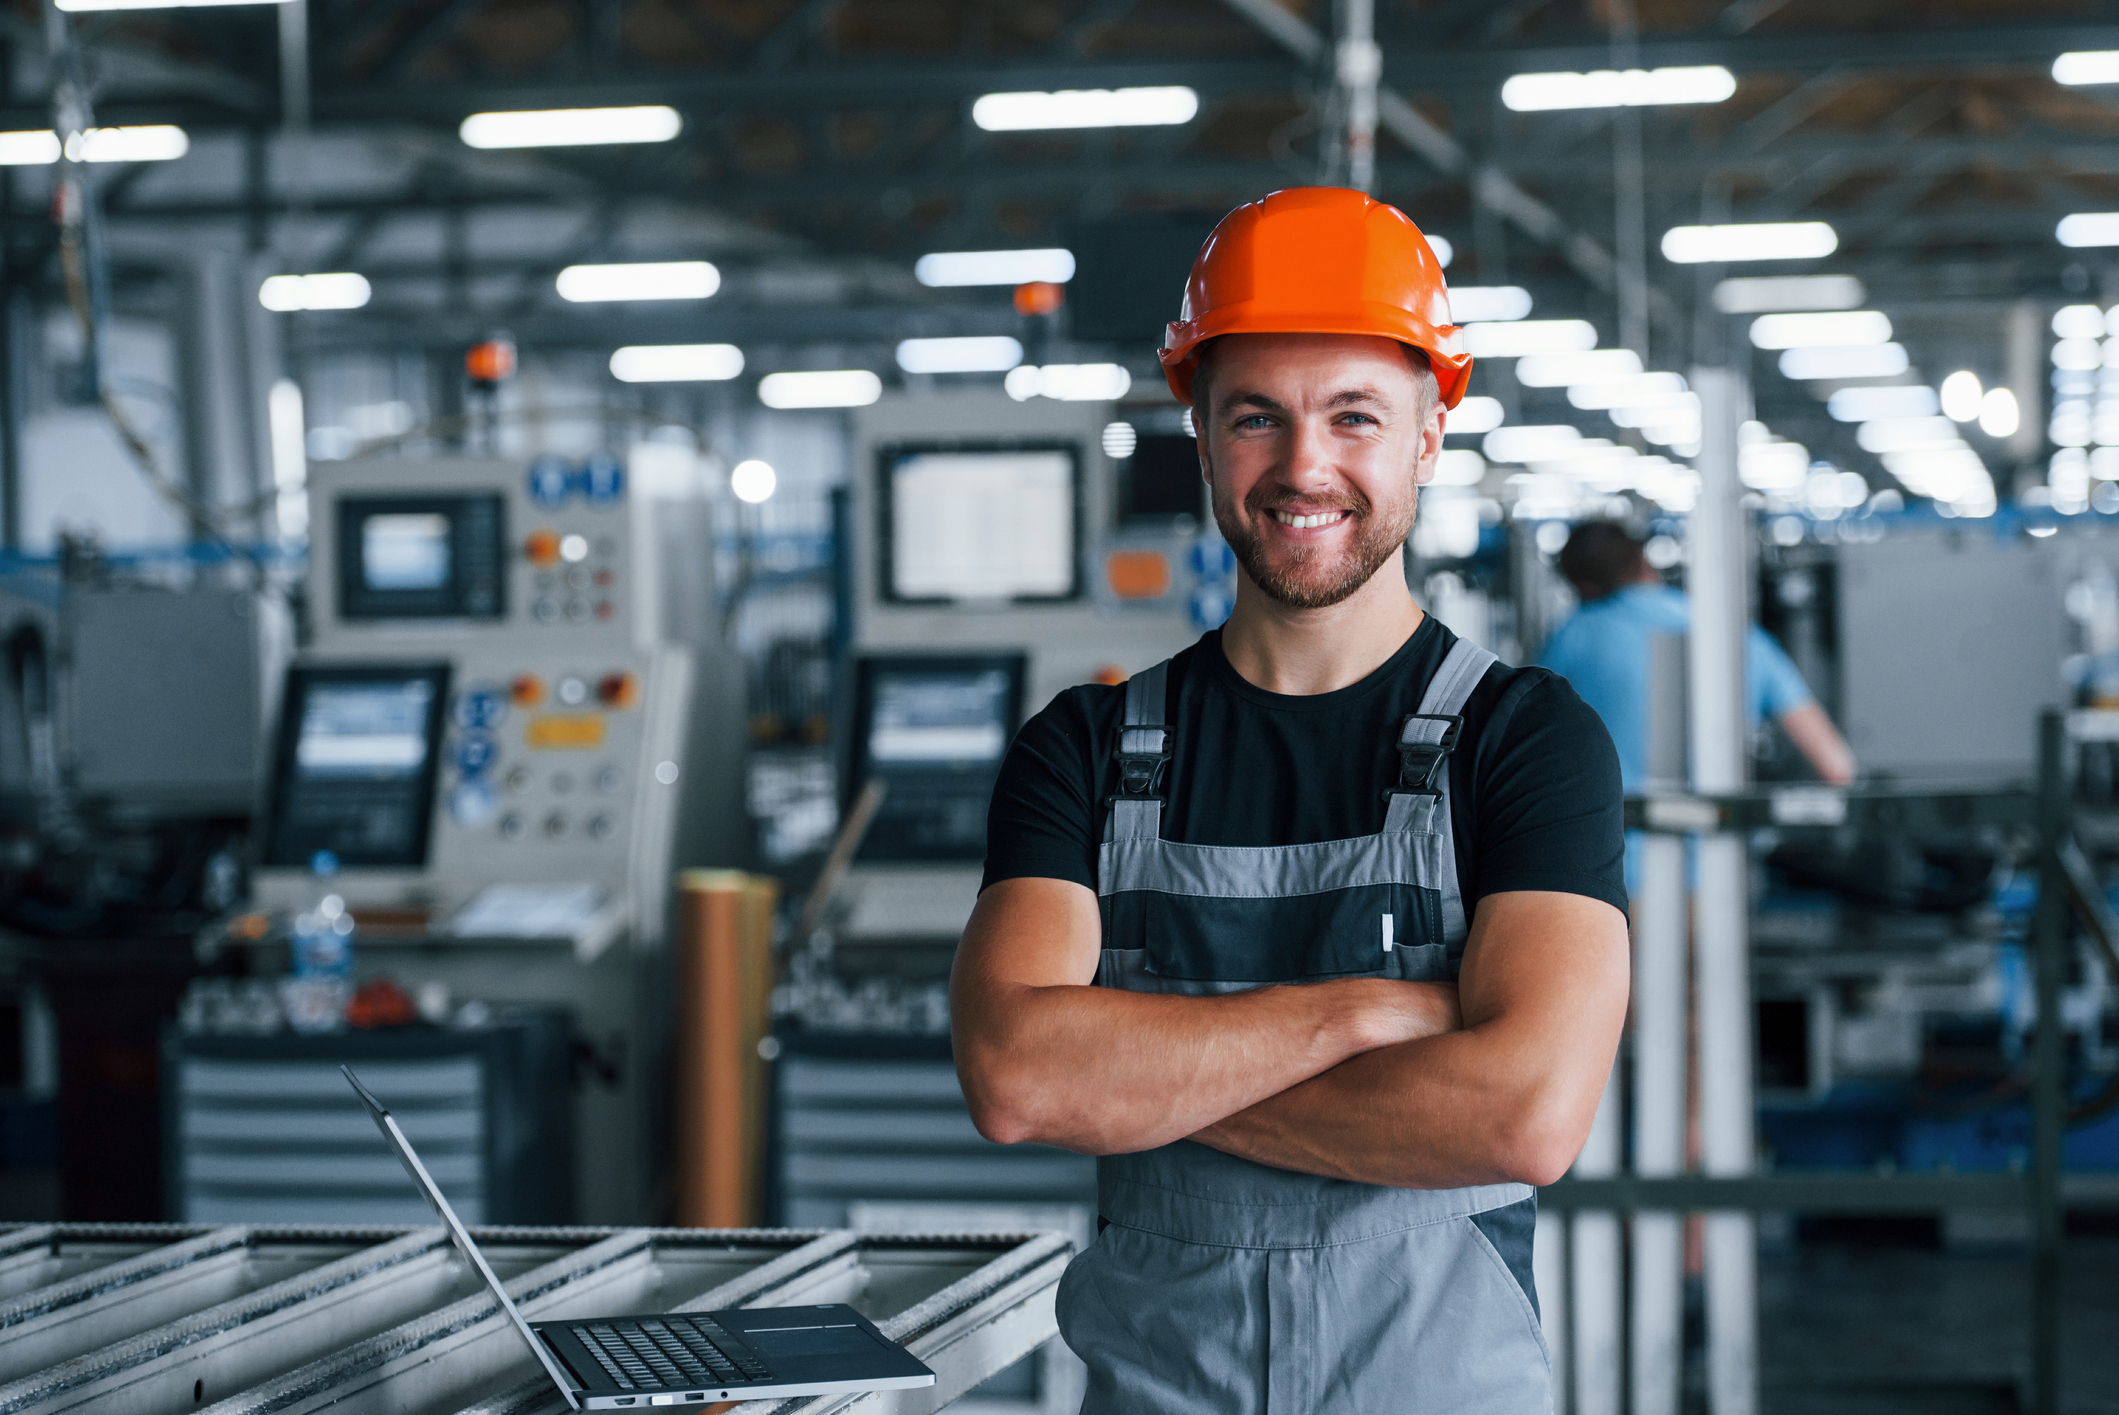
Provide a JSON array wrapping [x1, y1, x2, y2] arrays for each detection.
[[571, 1317, 775, 1391]]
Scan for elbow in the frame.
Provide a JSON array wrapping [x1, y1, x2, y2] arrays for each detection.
[[1492, 1093, 1594, 1189], [957, 1050, 1056, 1148]]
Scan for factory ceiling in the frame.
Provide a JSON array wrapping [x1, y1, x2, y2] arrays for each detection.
[[0, 0, 2113, 472]]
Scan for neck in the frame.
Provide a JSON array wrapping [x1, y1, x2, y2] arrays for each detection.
[[1217, 547, 1425, 695]]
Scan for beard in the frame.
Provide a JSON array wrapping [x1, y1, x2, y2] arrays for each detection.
[[1214, 477, 1420, 610]]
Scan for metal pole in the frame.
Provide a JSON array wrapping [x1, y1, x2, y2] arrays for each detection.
[[1572, 1068, 1624, 1415], [2030, 709, 2066, 1415], [1335, 0, 1380, 195], [1689, 365, 1757, 1415], [1632, 633, 1688, 1415], [1610, 0, 1649, 362]]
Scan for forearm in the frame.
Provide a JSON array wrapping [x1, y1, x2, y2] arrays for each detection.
[[1781, 701, 1855, 784], [1191, 1022, 1598, 1188], [953, 977, 1456, 1156]]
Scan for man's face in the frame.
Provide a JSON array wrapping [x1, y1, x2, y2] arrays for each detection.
[[1196, 333, 1445, 611]]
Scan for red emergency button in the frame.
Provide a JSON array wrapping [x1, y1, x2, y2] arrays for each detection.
[[597, 672, 639, 709], [524, 529, 561, 567]]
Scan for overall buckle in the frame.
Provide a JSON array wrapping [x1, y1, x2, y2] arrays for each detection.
[[1387, 714, 1462, 800], [1109, 724, 1174, 804]]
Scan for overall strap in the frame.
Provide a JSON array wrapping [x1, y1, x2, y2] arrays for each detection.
[[1383, 639, 1499, 827], [1105, 660, 1173, 842]]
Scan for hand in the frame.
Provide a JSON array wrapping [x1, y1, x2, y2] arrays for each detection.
[[1329, 977, 1462, 1052]]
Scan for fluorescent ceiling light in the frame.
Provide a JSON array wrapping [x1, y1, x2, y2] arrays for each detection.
[[460, 106, 682, 150], [1661, 221, 1837, 264], [1738, 441, 1808, 493], [1778, 342, 1910, 381], [1980, 388, 2020, 438], [2052, 338, 2104, 372], [758, 370, 882, 410], [1102, 421, 1137, 459], [1826, 385, 1937, 422], [1447, 396, 1505, 435], [609, 343, 744, 383], [258, 273, 371, 312], [972, 86, 1198, 131], [0, 131, 60, 165], [1748, 310, 1891, 350], [1939, 370, 1983, 423], [2055, 51, 2119, 85], [1516, 348, 1644, 388], [1448, 286, 1532, 323], [1568, 371, 1687, 410], [1433, 449, 1486, 486], [1857, 417, 1964, 454], [1005, 363, 1132, 401], [2053, 304, 2109, 339], [1610, 394, 1700, 430], [1484, 424, 1583, 464], [1501, 66, 1735, 111], [1462, 319, 1598, 358], [556, 261, 719, 302], [1712, 274, 1865, 314], [22, 126, 190, 163], [915, 248, 1075, 287], [2059, 212, 2119, 248], [56, 0, 278, 9], [729, 459, 776, 504], [896, 336, 1023, 374]]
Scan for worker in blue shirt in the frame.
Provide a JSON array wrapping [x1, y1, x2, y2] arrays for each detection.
[[1540, 521, 1855, 794]]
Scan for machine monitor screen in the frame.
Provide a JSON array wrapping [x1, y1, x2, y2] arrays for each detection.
[[337, 494, 506, 620], [264, 664, 451, 869], [848, 655, 1026, 862], [878, 445, 1080, 604]]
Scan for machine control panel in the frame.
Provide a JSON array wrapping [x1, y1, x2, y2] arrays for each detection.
[[305, 456, 663, 652]]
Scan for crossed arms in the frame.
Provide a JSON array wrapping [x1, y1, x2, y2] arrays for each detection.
[[949, 878, 1630, 1189]]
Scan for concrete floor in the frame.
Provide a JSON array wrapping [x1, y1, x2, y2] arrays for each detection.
[[1758, 1234, 2119, 1415]]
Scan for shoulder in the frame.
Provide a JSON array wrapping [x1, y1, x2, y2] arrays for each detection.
[[1469, 663, 1619, 766]]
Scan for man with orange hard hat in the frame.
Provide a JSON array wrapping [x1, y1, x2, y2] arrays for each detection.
[[953, 187, 1629, 1410]]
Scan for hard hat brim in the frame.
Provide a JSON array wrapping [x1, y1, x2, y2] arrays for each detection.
[[1160, 304, 1473, 410]]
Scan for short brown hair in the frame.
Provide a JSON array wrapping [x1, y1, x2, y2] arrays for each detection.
[[1557, 521, 1647, 602]]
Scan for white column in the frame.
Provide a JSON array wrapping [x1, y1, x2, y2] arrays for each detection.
[[1335, 0, 1380, 194], [1535, 1207, 1572, 1412], [1632, 632, 1689, 1415], [1570, 1067, 1623, 1415], [1631, 836, 1687, 1415], [1688, 365, 1758, 1415]]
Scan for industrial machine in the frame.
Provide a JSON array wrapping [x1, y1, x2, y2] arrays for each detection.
[[244, 454, 742, 1224]]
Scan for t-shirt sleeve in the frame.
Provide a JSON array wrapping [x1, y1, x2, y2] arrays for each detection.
[[1747, 625, 1815, 721], [980, 690, 1101, 893], [1471, 672, 1628, 913]]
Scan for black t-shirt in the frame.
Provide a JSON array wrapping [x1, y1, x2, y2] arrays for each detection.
[[981, 616, 1628, 917]]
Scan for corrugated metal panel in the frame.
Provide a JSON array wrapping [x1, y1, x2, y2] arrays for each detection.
[[0, 1224, 1069, 1415]]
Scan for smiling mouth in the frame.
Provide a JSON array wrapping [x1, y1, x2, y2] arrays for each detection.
[[1273, 509, 1351, 530]]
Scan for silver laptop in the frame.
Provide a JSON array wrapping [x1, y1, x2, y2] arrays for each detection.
[[343, 1065, 936, 1410]]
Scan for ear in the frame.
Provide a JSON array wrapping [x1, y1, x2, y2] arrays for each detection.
[[1412, 402, 1446, 486]]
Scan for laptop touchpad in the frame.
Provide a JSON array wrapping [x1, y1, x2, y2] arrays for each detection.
[[745, 1324, 888, 1361]]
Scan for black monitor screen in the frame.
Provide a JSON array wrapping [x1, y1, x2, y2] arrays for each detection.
[[264, 664, 451, 869], [337, 494, 505, 620], [849, 655, 1025, 862], [1119, 433, 1206, 524]]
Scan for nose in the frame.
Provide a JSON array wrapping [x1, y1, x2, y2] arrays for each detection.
[[1281, 416, 1339, 495]]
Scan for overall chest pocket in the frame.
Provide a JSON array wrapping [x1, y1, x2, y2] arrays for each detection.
[[1102, 879, 1449, 983]]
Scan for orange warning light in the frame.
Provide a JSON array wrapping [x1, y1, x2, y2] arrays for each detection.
[[597, 672, 639, 709], [510, 674, 546, 708], [1014, 280, 1065, 317], [525, 529, 561, 566], [1092, 664, 1129, 687], [466, 337, 517, 385]]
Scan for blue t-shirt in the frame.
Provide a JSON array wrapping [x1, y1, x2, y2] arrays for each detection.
[[1537, 583, 1813, 791]]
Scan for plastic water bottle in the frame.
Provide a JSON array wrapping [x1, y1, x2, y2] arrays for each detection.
[[282, 893, 356, 1034]]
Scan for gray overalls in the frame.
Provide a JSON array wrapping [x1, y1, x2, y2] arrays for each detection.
[[1053, 638, 1551, 1414]]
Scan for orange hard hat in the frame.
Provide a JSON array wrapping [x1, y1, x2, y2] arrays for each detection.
[[1159, 187, 1472, 409]]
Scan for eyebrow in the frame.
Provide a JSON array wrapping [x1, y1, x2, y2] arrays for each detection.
[[1222, 387, 1394, 414]]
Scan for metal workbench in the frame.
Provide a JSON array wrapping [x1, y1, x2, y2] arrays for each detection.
[[0, 1223, 1070, 1415]]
